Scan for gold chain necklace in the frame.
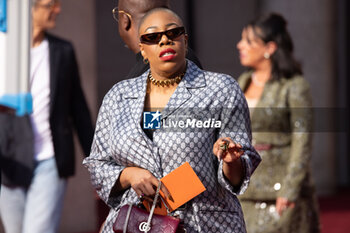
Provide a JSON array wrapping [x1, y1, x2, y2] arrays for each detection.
[[148, 71, 185, 87]]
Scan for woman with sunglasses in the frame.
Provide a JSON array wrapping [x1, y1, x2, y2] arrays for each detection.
[[236, 13, 320, 233], [114, 0, 202, 79], [84, 8, 260, 232]]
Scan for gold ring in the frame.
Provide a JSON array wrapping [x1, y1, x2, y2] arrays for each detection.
[[220, 140, 229, 152]]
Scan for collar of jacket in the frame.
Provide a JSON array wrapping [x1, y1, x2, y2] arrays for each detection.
[[122, 60, 207, 126], [122, 60, 206, 99]]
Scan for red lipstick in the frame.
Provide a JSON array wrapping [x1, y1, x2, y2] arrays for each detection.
[[159, 48, 176, 61]]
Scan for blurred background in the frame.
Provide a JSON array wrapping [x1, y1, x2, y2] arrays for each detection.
[[1, 0, 349, 232]]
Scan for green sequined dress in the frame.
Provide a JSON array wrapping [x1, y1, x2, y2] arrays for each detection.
[[238, 72, 320, 233]]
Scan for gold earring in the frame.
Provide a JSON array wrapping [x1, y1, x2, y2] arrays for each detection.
[[143, 58, 149, 64]]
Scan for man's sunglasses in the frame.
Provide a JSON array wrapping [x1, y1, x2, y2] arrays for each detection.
[[140, 27, 186, 44]]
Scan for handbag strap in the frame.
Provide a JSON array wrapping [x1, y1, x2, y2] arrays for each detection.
[[144, 180, 162, 233], [123, 204, 133, 233], [160, 195, 171, 214], [122, 181, 162, 233]]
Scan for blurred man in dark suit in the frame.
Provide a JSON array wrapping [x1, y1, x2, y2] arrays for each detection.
[[0, 1, 94, 232]]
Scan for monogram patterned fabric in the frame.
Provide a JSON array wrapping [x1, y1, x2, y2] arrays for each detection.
[[83, 61, 261, 232]]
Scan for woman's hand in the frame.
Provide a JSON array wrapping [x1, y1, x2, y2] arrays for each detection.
[[276, 197, 295, 216], [213, 137, 243, 163], [120, 167, 172, 202], [213, 137, 244, 186]]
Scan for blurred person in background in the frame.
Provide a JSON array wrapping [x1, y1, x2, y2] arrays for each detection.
[[115, 0, 202, 79], [236, 12, 320, 233], [0, 0, 94, 232]]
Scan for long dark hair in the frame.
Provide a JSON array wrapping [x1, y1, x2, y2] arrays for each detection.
[[247, 13, 302, 80]]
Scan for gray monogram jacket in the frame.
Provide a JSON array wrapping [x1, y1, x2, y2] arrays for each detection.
[[83, 61, 261, 232]]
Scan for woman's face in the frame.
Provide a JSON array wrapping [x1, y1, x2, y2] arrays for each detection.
[[236, 26, 269, 69], [139, 11, 188, 77]]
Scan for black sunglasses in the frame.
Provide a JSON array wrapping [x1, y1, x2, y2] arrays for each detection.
[[140, 27, 186, 44]]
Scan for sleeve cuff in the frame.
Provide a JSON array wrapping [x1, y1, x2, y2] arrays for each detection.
[[217, 154, 252, 195]]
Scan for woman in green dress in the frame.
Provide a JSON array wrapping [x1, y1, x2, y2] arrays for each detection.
[[236, 13, 320, 233]]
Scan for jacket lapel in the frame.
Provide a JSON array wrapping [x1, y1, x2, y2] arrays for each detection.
[[47, 34, 60, 115], [122, 73, 149, 140], [123, 73, 147, 123], [122, 73, 163, 172], [237, 71, 253, 93], [161, 61, 206, 119]]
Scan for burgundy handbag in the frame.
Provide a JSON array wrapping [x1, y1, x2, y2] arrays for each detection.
[[113, 181, 183, 233]]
